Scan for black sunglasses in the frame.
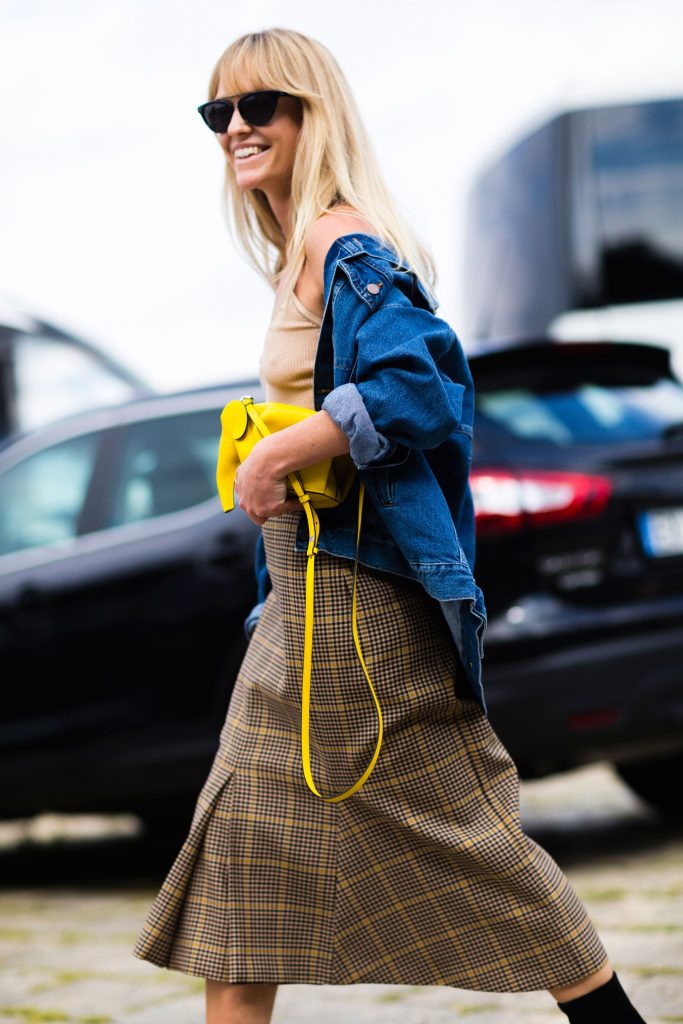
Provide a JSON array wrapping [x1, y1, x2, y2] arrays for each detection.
[[197, 90, 292, 133]]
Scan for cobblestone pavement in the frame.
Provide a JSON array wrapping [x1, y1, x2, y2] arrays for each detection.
[[0, 762, 681, 1023]]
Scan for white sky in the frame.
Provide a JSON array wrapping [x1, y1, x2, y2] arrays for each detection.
[[1, 0, 682, 392]]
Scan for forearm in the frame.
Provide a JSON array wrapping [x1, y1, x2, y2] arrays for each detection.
[[259, 410, 350, 477]]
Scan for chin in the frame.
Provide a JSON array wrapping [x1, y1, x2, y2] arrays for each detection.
[[237, 171, 272, 189], [235, 178, 265, 192]]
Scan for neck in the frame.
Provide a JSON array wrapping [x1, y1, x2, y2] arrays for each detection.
[[262, 183, 294, 245]]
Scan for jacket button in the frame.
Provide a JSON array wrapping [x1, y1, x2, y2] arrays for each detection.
[[366, 282, 381, 294]]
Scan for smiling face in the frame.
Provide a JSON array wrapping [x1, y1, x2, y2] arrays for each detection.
[[213, 70, 303, 197]]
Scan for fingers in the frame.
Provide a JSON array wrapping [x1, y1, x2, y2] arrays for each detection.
[[240, 495, 302, 524], [253, 497, 302, 521], [235, 464, 293, 523]]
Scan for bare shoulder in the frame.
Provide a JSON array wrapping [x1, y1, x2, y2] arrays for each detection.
[[303, 208, 379, 293]]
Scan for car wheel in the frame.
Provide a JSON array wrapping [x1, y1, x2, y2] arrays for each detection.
[[614, 752, 683, 818]]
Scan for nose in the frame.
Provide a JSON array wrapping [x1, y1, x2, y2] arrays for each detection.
[[226, 103, 250, 136]]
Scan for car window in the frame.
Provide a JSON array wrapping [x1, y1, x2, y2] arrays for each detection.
[[13, 333, 137, 433], [476, 377, 683, 445], [0, 433, 101, 556], [105, 409, 221, 526]]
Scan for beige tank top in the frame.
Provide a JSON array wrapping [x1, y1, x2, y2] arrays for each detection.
[[259, 287, 323, 410]]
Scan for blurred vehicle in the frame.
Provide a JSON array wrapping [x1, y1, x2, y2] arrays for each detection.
[[0, 295, 153, 443], [464, 96, 683, 376], [472, 337, 683, 813], [2, 338, 683, 826], [0, 381, 262, 829]]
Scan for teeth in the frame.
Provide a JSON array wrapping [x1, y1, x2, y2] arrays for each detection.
[[235, 146, 268, 158]]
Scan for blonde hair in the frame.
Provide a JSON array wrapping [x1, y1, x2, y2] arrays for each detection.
[[205, 27, 438, 309]]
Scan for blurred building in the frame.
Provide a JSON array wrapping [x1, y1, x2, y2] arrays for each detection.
[[464, 95, 683, 374]]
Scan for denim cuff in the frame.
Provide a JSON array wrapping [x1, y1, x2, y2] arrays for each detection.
[[322, 383, 396, 470], [243, 600, 265, 641]]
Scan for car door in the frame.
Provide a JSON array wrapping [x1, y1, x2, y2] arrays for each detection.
[[0, 402, 260, 817], [72, 405, 259, 732], [0, 425, 116, 760]]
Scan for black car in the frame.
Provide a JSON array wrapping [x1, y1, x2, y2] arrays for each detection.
[[2, 338, 683, 825], [470, 337, 683, 811], [0, 381, 262, 828]]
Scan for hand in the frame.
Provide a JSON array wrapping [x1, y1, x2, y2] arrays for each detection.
[[234, 438, 302, 525]]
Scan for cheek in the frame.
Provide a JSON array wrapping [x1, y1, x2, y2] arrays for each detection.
[[214, 132, 230, 155], [284, 127, 301, 164]]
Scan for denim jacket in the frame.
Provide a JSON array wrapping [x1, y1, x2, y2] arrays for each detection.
[[245, 232, 489, 714]]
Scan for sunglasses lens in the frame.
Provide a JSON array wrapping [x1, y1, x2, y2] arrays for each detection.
[[199, 92, 286, 132], [239, 91, 280, 126], [201, 101, 234, 133]]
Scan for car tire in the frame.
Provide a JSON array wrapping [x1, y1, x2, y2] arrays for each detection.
[[614, 752, 683, 819]]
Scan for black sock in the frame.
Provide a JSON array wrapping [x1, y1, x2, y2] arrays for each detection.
[[557, 971, 647, 1022]]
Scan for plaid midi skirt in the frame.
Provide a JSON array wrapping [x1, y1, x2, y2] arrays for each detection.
[[132, 509, 609, 991]]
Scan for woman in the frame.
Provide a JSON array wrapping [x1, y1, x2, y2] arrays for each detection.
[[132, 28, 647, 1024]]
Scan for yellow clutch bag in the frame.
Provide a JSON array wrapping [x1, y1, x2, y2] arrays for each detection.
[[216, 396, 356, 513], [215, 396, 384, 804]]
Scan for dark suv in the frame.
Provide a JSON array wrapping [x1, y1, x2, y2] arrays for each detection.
[[471, 337, 683, 812]]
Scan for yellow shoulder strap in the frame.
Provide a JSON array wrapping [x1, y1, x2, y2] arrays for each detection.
[[244, 400, 383, 802], [296, 482, 384, 802]]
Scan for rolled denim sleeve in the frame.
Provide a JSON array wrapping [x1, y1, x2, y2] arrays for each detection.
[[322, 383, 400, 470]]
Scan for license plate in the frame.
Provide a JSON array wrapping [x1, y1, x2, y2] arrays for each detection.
[[637, 507, 683, 557]]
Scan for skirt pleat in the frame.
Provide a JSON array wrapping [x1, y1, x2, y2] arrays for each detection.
[[132, 509, 609, 991]]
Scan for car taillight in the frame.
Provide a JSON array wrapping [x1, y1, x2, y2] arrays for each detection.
[[470, 468, 613, 535]]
